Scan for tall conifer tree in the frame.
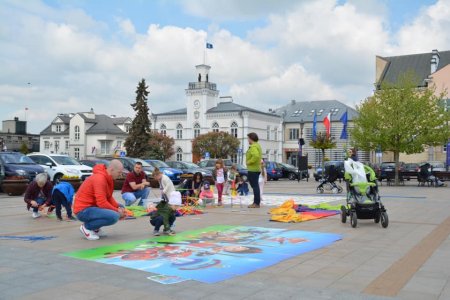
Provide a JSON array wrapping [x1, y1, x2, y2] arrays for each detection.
[[124, 79, 152, 157]]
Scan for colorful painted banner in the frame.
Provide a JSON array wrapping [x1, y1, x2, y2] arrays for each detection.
[[64, 226, 341, 283]]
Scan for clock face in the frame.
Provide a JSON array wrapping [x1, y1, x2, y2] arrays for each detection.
[[194, 100, 200, 109]]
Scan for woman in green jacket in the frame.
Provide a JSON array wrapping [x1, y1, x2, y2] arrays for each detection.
[[246, 132, 262, 208]]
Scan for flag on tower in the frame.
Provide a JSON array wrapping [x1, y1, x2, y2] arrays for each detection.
[[206, 43, 213, 49], [323, 113, 331, 138]]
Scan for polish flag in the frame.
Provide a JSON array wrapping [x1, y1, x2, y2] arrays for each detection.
[[323, 113, 331, 138]]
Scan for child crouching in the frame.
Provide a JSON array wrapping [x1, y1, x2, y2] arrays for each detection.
[[151, 168, 181, 236]]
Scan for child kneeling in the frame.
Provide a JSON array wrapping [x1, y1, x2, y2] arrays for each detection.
[[199, 181, 215, 206], [150, 191, 181, 236]]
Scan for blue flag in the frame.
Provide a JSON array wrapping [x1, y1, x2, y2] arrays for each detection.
[[340, 111, 348, 139], [206, 43, 213, 49], [312, 111, 317, 141]]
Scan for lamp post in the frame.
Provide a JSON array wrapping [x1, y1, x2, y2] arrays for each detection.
[[298, 119, 305, 181]]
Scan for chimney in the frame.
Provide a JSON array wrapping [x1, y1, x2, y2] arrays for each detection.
[[431, 49, 440, 73], [291, 99, 296, 105]]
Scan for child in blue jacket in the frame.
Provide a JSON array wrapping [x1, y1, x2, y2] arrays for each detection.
[[52, 181, 76, 221]]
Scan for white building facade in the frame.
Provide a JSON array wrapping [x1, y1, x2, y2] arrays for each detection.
[[151, 64, 283, 163], [39, 109, 131, 159]]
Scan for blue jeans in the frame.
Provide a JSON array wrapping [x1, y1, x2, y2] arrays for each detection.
[[76, 207, 120, 231], [122, 187, 151, 206], [150, 215, 175, 231], [247, 171, 261, 205], [33, 197, 55, 213]]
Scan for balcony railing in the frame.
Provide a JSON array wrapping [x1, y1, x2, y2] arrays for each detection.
[[188, 82, 217, 90]]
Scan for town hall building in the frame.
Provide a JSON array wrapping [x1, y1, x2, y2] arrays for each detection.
[[150, 64, 282, 163]]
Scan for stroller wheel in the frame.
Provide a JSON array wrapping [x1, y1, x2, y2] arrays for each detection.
[[340, 205, 347, 223], [350, 212, 357, 228], [316, 187, 324, 194], [374, 212, 380, 223], [381, 212, 389, 228]]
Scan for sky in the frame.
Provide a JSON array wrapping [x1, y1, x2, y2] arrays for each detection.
[[1, 0, 448, 134]]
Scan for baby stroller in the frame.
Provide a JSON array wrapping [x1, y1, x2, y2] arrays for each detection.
[[316, 164, 343, 194], [340, 161, 388, 228]]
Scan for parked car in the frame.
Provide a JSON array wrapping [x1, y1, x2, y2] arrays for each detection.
[[27, 153, 92, 183], [403, 163, 420, 181], [425, 161, 446, 172], [80, 159, 130, 178], [313, 160, 345, 181], [165, 161, 212, 177], [278, 162, 309, 180], [265, 161, 283, 181], [197, 159, 248, 180], [108, 157, 154, 177], [379, 161, 405, 181], [144, 159, 183, 184], [0, 151, 45, 182]]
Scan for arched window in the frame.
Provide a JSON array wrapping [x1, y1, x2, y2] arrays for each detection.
[[176, 124, 183, 139], [160, 124, 166, 136], [176, 147, 183, 161], [193, 123, 200, 138], [74, 125, 80, 140], [212, 122, 219, 133], [230, 121, 238, 138]]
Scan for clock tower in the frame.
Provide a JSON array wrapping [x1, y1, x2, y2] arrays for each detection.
[[186, 64, 219, 137]]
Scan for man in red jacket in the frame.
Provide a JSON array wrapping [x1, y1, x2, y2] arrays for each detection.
[[74, 159, 126, 240]]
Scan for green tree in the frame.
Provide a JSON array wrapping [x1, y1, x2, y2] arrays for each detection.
[[192, 131, 240, 159], [19, 142, 29, 154], [309, 131, 336, 173], [145, 132, 175, 161], [351, 73, 450, 185], [124, 79, 152, 157]]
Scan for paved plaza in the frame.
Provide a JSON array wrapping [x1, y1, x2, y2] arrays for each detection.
[[1, 179, 450, 300]]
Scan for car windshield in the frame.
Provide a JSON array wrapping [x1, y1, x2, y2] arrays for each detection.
[[280, 163, 296, 168], [184, 162, 199, 168], [50, 155, 81, 165], [150, 160, 169, 168], [132, 158, 152, 167], [430, 162, 445, 168], [381, 163, 396, 168], [0, 153, 35, 164]]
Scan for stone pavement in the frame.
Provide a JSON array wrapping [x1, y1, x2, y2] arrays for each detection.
[[1, 179, 450, 300]]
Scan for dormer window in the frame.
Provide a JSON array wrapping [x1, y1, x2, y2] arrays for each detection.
[[55, 125, 61, 132]]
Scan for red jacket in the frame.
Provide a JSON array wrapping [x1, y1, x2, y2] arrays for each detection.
[[73, 164, 119, 214]]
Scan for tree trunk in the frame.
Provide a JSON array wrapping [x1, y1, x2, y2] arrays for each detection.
[[394, 151, 400, 186]]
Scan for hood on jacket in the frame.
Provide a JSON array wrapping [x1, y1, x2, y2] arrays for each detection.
[[93, 164, 108, 175]]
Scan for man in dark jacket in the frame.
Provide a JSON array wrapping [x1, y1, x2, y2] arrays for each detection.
[[24, 173, 53, 219]]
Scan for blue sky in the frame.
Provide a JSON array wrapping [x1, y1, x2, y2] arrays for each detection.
[[0, 0, 447, 133]]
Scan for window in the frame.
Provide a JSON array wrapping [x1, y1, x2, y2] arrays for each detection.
[[74, 147, 80, 159], [176, 124, 183, 139], [274, 127, 278, 141], [116, 141, 122, 149], [212, 122, 219, 133], [125, 125, 130, 133], [56, 125, 61, 132], [291, 110, 303, 117], [230, 121, 238, 138], [230, 154, 237, 163], [194, 123, 200, 138], [267, 125, 270, 140], [100, 141, 112, 154], [44, 141, 50, 149], [74, 125, 80, 140], [65, 140, 69, 150], [289, 128, 299, 140], [176, 148, 183, 161], [160, 124, 166, 136]]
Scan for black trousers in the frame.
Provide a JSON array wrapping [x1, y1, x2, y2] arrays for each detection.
[[247, 171, 261, 205], [150, 215, 176, 231], [52, 189, 73, 219]]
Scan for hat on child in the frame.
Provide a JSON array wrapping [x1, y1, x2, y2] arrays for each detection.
[[203, 181, 210, 189], [168, 191, 182, 206]]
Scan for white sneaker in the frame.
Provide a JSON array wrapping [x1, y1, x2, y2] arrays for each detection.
[[32, 212, 41, 219], [94, 228, 107, 237], [79, 225, 99, 240]]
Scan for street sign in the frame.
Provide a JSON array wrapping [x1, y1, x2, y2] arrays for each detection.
[[237, 148, 242, 154], [120, 151, 126, 157], [205, 152, 210, 159], [376, 152, 382, 158]]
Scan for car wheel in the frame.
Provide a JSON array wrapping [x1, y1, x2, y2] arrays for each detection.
[[288, 173, 296, 180]]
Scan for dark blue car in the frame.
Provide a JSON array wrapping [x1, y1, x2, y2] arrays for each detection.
[[0, 151, 45, 182], [145, 159, 183, 184], [265, 161, 283, 181]]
